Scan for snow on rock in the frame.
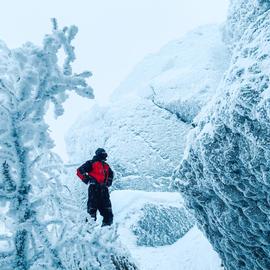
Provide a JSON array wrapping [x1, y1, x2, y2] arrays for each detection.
[[112, 25, 230, 124], [66, 24, 230, 190], [224, 0, 270, 50], [132, 203, 194, 247], [175, 3, 270, 270], [112, 190, 222, 270], [67, 97, 189, 186]]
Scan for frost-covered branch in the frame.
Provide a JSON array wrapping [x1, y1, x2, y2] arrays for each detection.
[[0, 19, 95, 269]]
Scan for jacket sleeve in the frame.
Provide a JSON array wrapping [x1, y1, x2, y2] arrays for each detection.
[[76, 160, 92, 184], [107, 166, 114, 187]]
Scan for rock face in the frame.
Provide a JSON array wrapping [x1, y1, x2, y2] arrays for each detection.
[[111, 190, 222, 270], [175, 1, 270, 269], [224, 0, 270, 48], [132, 203, 194, 247]]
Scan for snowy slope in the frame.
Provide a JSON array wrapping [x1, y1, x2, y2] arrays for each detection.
[[66, 24, 230, 190], [111, 190, 222, 270], [112, 25, 230, 123]]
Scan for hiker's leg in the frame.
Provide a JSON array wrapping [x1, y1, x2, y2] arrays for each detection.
[[87, 185, 98, 220], [99, 187, 113, 226]]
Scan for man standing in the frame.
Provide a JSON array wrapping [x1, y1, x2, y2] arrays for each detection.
[[76, 148, 114, 226]]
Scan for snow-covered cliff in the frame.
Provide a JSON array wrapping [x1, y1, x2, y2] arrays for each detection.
[[175, 1, 270, 269]]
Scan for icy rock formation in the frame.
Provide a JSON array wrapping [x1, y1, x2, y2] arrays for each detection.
[[132, 203, 194, 247], [224, 0, 270, 49], [175, 1, 270, 269], [112, 190, 221, 270], [66, 25, 230, 191]]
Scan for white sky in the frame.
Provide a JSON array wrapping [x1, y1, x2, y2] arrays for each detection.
[[0, 0, 229, 161]]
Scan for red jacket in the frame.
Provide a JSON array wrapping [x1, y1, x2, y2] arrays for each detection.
[[77, 158, 114, 186]]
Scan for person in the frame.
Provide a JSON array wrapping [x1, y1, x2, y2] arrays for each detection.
[[76, 148, 114, 226]]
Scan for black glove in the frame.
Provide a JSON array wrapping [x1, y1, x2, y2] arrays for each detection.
[[81, 174, 89, 184], [82, 173, 95, 185], [87, 175, 98, 185]]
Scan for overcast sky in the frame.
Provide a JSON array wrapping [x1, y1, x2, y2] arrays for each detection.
[[0, 0, 229, 161]]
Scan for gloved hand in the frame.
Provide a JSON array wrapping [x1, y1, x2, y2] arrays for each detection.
[[87, 175, 98, 185], [82, 173, 97, 185], [82, 173, 91, 185]]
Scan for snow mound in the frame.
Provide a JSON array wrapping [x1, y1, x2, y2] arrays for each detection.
[[175, 3, 270, 270], [112, 190, 222, 270]]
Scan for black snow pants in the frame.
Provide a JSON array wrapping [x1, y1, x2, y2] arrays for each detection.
[[87, 184, 113, 226]]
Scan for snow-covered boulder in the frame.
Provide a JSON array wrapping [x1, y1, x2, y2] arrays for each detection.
[[132, 203, 194, 247], [175, 2, 270, 269], [112, 190, 221, 270], [66, 24, 230, 190], [67, 97, 189, 190]]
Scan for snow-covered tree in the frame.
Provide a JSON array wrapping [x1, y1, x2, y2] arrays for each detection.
[[0, 19, 136, 270]]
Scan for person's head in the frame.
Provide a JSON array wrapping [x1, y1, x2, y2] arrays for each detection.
[[95, 148, 108, 161]]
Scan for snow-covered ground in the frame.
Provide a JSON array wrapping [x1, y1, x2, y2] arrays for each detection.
[[110, 190, 222, 270]]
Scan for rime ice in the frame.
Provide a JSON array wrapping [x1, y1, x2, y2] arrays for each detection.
[[175, 1, 270, 269]]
